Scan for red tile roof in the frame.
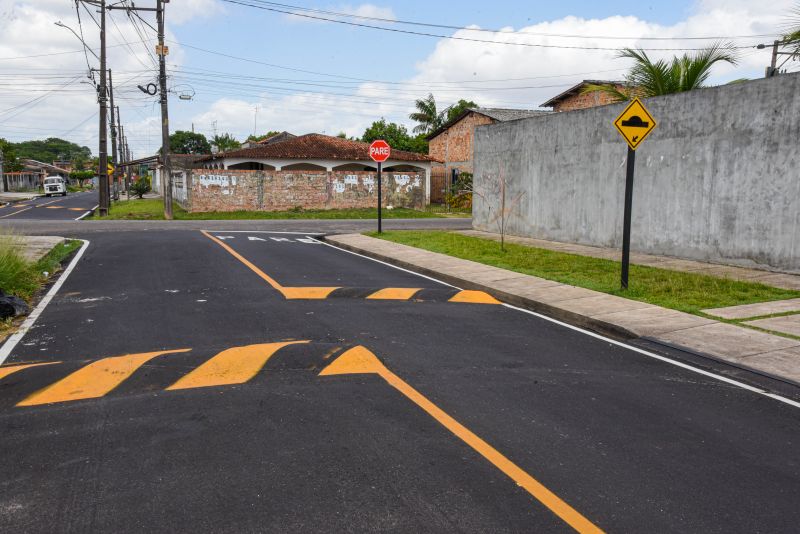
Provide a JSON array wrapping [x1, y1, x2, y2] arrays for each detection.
[[205, 133, 434, 162]]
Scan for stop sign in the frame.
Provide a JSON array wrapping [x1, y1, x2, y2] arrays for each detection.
[[369, 140, 391, 163]]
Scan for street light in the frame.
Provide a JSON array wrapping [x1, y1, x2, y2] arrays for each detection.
[[54, 21, 99, 60]]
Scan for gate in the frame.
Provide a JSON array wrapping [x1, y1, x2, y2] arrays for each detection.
[[429, 167, 448, 204]]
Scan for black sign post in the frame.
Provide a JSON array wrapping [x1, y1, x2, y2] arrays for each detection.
[[377, 161, 382, 234], [620, 146, 635, 289], [613, 98, 657, 291]]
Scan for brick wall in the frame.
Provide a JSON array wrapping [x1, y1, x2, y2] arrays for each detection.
[[429, 112, 494, 174], [188, 169, 426, 212], [553, 87, 624, 112]]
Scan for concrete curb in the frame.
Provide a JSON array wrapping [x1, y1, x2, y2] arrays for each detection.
[[323, 233, 800, 386]]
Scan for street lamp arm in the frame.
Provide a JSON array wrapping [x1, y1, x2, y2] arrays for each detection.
[[54, 21, 100, 60]]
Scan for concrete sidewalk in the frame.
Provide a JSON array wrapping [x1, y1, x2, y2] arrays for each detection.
[[0, 192, 41, 204], [458, 230, 800, 290], [325, 233, 800, 384], [12, 236, 66, 262]]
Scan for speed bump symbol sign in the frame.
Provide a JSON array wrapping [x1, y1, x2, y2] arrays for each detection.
[[614, 97, 657, 150]]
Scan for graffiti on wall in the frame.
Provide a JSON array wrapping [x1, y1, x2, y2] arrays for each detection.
[[197, 174, 237, 188]]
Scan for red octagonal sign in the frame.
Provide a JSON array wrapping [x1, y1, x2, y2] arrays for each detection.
[[369, 139, 391, 163]]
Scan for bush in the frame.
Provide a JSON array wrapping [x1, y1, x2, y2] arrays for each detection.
[[130, 177, 151, 199], [446, 172, 473, 209]]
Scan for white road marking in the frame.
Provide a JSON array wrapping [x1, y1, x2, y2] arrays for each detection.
[[215, 236, 235, 240], [75, 204, 99, 220], [0, 239, 90, 366], [203, 230, 324, 235], [248, 236, 267, 241], [316, 237, 800, 409], [270, 237, 291, 242], [296, 237, 320, 244]]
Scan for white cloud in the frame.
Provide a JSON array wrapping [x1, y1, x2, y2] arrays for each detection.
[[168, 0, 225, 25]]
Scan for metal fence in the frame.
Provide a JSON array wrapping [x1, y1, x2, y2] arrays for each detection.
[[429, 167, 448, 204]]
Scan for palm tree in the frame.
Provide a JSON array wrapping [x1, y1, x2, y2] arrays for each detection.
[[785, 3, 800, 54], [584, 42, 738, 101], [409, 93, 445, 135]]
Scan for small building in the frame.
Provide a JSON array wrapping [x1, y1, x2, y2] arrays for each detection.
[[540, 80, 629, 112], [2, 160, 70, 191], [425, 108, 549, 199]]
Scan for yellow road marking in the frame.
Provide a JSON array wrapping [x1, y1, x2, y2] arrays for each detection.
[[68, 207, 86, 211], [320, 346, 602, 534], [366, 288, 422, 300], [282, 287, 339, 299], [449, 289, 501, 305], [0, 361, 59, 381], [45, 206, 64, 209], [202, 230, 289, 295], [167, 341, 308, 390], [18, 349, 190, 406]]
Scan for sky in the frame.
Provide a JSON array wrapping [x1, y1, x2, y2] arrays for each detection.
[[0, 0, 797, 159]]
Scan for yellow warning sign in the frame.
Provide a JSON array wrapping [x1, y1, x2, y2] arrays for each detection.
[[107, 164, 115, 174], [613, 97, 657, 150]]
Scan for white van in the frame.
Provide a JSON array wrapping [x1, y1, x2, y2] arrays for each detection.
[[44, 176, 67, 197]]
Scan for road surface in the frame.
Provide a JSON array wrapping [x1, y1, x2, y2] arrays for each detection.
[[0, 228, 797, 532], [0, 191, 97, 221]]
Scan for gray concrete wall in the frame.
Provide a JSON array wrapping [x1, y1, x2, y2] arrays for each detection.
[[473, 72, 800, 273]]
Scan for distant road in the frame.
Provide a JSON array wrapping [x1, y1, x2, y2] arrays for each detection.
[[0, 191, 98, 221]]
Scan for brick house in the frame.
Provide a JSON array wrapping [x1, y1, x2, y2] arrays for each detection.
[[540, 80, 629, 112], [426, 108, 549, 188]]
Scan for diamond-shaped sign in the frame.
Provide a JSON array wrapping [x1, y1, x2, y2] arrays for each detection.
[[614, 97, 657, 150]]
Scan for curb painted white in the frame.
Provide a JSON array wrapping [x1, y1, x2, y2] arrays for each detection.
[[75, 205, 99, 220], [0, 239, 90, 366], [320, 236, 800, 409]]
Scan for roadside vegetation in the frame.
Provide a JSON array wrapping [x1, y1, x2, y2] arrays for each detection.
[[0, 235, 81, 333], [369, 231, 800, 314], [96, 198, 442, 220]]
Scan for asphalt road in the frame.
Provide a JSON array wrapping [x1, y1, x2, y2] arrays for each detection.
[[0, 191, 98, 221], [0, 228, 798, 533]]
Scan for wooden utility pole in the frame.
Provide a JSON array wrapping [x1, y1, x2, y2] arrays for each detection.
[[157, 0, 173, 219], [97, 0, 109, 216]]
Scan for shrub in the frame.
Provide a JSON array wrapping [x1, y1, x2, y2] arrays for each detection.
[[130, 177, 151, 199]]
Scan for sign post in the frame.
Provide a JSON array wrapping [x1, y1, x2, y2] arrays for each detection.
[[369, 139, 391, 233], [613, 97, 657, 290]]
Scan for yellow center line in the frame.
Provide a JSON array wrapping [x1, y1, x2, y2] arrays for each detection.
[[18, 349, 191, 406], [0, 361, 60, 381], [320, 346, 603, 534], [167, 341, 309, 390]]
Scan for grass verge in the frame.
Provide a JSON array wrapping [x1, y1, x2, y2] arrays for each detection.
[[96, 199, 441, 220], [368, 231, 800, 315]]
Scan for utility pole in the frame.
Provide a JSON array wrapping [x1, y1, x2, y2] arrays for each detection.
[[97, 0, 109, 216], [108, 70, 119, 202], [769, 40, 779, 77], [157, 0, 173, 219]]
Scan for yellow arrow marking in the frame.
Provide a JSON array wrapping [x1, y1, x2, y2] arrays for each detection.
[[366, 288, 422, 300], [17, 349, 190, 406], [320, 346, 602, 534], [0, 361, 59, 381], [167, 341, 309, 390], [448, 290, 501, 305]]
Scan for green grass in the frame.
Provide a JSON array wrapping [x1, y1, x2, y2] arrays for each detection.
[[96, 199, 443, 220], [0, 237, 81, 302], [368, 231, 800, 315], [423, 203, 472, 218]]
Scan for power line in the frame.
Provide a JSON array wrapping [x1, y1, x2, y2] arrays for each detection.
[[245, 0, 781, 42], [219, 0, 762, 51]]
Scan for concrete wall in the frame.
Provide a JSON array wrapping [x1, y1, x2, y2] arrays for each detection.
[[187, 169, 426, 212], [473, 73, 800, 273]]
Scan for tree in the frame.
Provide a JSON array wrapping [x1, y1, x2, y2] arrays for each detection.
[[361, 119, 428, 154], [583, 43, 738, 101], [785, 3, 800, 54], [445, 99, 478, 123], [168, 131, 211, 154], [13, 138, 91, 163], [246, 131, 281, 143], [409, 93, 445, 135], [0, 139, 21, 172], [211, 133, 240, 153]]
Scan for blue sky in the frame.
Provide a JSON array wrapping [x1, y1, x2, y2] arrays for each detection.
[[1, 0, 793, 156]]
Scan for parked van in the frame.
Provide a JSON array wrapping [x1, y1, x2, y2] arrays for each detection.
[[44, 176, 67, 197]]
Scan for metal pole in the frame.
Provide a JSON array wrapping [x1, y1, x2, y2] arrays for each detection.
[[377, 161, 382, 233], [108, 70, 118, 201], [157, 0, 173, 219], [97, 0, 109, 216], [0, 148, 5, 192], [621, 146, 636, 290]]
